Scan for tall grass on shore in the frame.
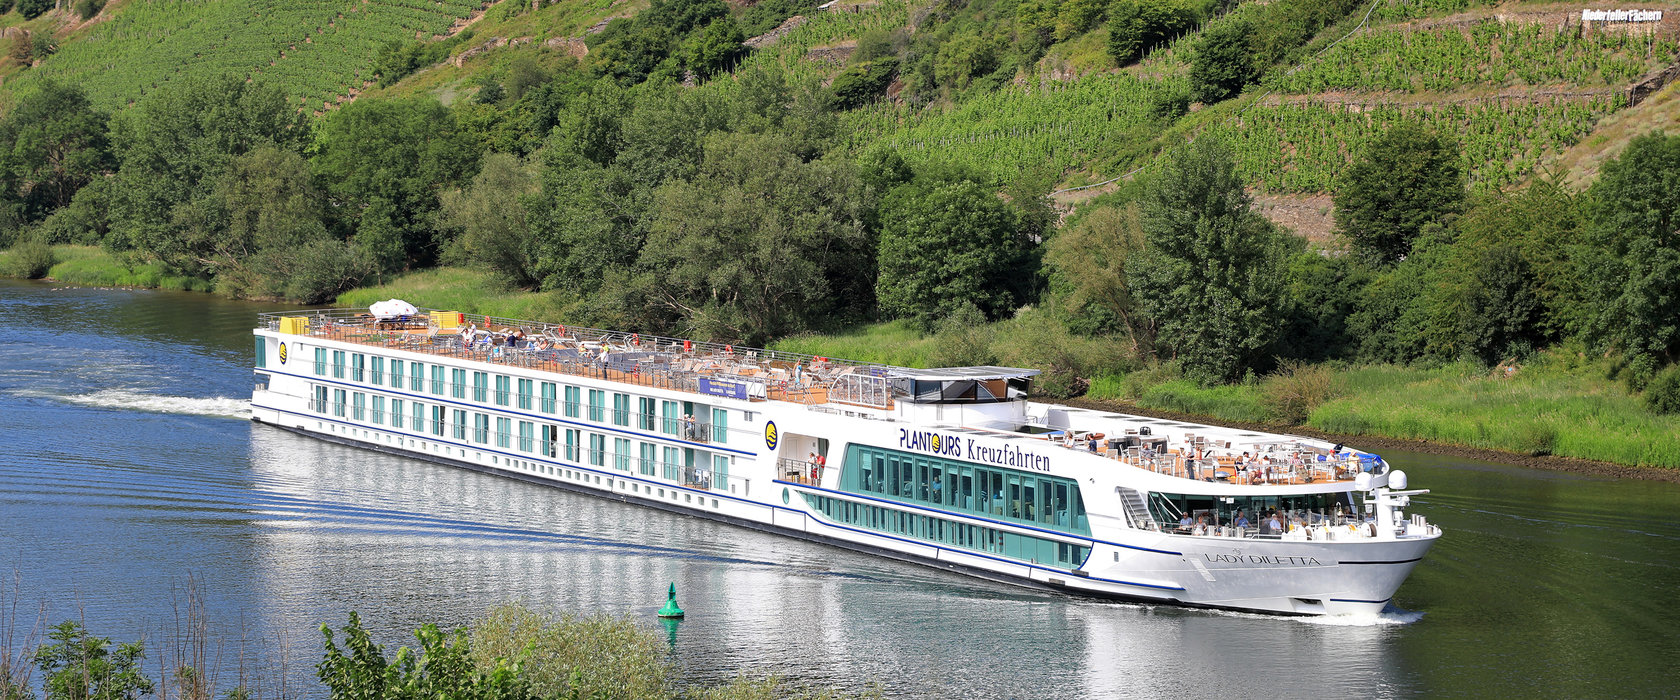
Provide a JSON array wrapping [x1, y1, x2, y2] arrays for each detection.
[[770, 321, 941, 368], [1089, 354, 1680, 468], [0, 246, 211, 292]]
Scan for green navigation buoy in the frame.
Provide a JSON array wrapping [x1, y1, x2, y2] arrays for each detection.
[[656, 582, 685, 618]]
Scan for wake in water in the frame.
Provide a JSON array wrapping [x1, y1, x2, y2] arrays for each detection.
[[19, 388, 251, 419]]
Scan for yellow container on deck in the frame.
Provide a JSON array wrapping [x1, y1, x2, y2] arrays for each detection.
[[431, 311, 463, 329], [278, 316, 310, 335]]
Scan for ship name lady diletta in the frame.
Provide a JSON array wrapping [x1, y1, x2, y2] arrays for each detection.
[[250, 304, 1441, 616]]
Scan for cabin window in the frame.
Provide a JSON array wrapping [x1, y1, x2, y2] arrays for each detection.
[[451, 369, 467, 399], [564, 386, 580, 417], [496, 417, 511, 448], [540, 382, 557, 414]]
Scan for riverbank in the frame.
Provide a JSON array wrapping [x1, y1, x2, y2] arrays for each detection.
[[0, 245, 212, 291]]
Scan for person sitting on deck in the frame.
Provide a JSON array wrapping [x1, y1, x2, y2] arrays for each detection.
[[460, 324, 478, 346], [1235, 509, 1251, 529], [1267, 511, 1283, 534], [1178, 513, 1193, 532]]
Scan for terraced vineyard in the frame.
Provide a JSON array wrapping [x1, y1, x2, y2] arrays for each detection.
[[1266, 20, 1680, 94], [1210, 95, 1623, 192], [841, 72, 1190, 184], [9, 0, 485, 109]]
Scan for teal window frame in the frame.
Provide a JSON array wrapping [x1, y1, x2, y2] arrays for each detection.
[[351, 354, 365, 382], [430, 366, 445, 395], [614, 438, 631, 471], [540, 382, 557, 414], [564, 386, 580, 417], [255, 338, 267, 368], [495, 375, 510, 406], [332, 351, 345, 378], [518, 421, 534, 452], [409, 362, 425, 392], [612, 393, 629, 426], [472, 372, 489, 402], [474, 413, 490, 443], [352, 392, 365, 420], [587, 390, 605, 422], [711, 408, 727, 443], [589, 434, 605, 466], [390, 360, 404, 389], [517, 379, 534, 410], [839, 445, 1090, 536], [371, 395, 385, 424], [638, 398, 655, 430], [391, 399, 405, 428], [370, 356, 384, 385], [451, 369, 467, 399], [496, 417, 511, 448], [314, 348, 327, 376]]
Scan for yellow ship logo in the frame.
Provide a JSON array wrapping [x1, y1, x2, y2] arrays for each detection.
[[277, 342, 288, 364], [764, 421, 778, 451]]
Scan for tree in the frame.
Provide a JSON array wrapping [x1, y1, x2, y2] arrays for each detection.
[[1579, 131, 1680, 374], [1129, 138, 1288, 384], [0, 80, 112, 223], [1107, 0, 1196, 66], [36, 622, 154, 700], [312, 97, 476, 272], [1045, 202, 1154, 353], [829, 57, 898, 110], [638, 132, 872, 341], [440, 152, 540, 288], [877, 175, 1027, 329], [683, 19, 745, 80], [1189, 19, 1255, 104], [17, 0, 50, 20], [106, 75, 305, 274], [1333, 121, 1465, 265]]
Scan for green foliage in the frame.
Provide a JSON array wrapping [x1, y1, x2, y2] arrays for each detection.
[[468, 605, 670, 700], [1333, 121, 1465, 265], [1129, 137, 1288, 384], [0, 80, 113, 224], [1, 235, 56, 279], [441, 153, 540, 288], [876, 175, 1027, 329], [1106, 0, 1196, 66], [1189, 18, 1255, 103], [1044, 201, 1153, 352], [638, 131, 872, 343], [36, 621, 154, 700], [684, 18, 747, 80], [374, 31, 478, 88], [73, 0, 105, 21], [1267, 21, 1680, 95], [318, 612, 528, 700], [106, 75, 306, 277], [1579, 131, 1680, 370], [1646, 365, 1680, 415], [737, 0, 818, 36], [11, 1, 485, 111], [17, 0, 50, 20], [312, 96, 476, 272], [829, 58, 898, 110], [1258, 360, 1336, 424]]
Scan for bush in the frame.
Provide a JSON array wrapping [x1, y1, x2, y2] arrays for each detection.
[[1258, 361, 1336, 424], [74, 0, 104, 20], [829, 57, 898, 110], [2, 237, 57, 279], [17, 0, 49, 20], [1645, 364, 1680, 415], [468, 604, 671, 700]]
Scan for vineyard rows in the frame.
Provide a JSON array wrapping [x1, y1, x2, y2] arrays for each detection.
[[1267, 20, 1679, 94], [840, 72, 1189, 183], [13, 0, 484, 109], [735, 0, 911, 84], [1207, 96, 1623, 192]]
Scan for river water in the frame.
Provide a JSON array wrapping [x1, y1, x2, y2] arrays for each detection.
[[0, 280, 1676, 698]]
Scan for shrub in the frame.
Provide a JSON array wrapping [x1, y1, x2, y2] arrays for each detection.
[[1645, 364, 1680, 415], [830, 57, 898, 110], [74, 0, 104, 20], [2, 237, 57, 279], [468, 604, 671, 700], [1259, 361, 1336, 424], [1513, 423, 1558, 456], [17, 0, 50, 20]]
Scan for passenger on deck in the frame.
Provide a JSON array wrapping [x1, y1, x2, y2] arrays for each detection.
[[1087, 436, 1098, 453], [1267, 511, 1283, 534], [460, 324, 478, 346], [1179, 513, 1193, 532], [1234, 509, 1250, 529], [1193, 516, 1208, 536]]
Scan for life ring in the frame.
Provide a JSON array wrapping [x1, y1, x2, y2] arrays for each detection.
[[631, 333, 640, 345], [725, 344, 733, 355], [683, 340, 693, 352], [557, 324, 567, 336]]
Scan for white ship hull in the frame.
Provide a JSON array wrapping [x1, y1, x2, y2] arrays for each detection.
[[250, 311, 1440, 616]]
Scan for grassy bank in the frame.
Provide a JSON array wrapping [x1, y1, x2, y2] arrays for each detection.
[[1087, 356, 1680, 469], [0, 245, 212, 291], [337, 267, 563, 320], [771, 321, 942, 368]]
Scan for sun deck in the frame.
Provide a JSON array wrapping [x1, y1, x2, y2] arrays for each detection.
[[259, 308, 899, 410]]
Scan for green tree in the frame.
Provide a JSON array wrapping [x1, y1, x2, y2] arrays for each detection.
[[35, 622, 154, 700], [318, 612, 528, 700], [106, 75, 305, 274], [1276, 250, 1367, 362], [829, 57, 898, 110], [1188, 19, 1255, 104], [683, 18, 745, 80], [639, 131, 872, 342], [1333, 121, 1465, 265], [1579, 131, 1680, 372], [17, 0, 50, 20], [1107, 0, 1195, 66], [0, 80, 112, 223], [203, 147, 354, 302], [1044, 202, 1154, 353], [440, 152, 540, 288], [312, 97, 476, 272], [877, 175, 1027, 329], [1129, 138, 1287, 384]]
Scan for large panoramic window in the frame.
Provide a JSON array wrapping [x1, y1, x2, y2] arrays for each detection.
[[839, 445, 1090, 536], [802, 494, 1088, 568]]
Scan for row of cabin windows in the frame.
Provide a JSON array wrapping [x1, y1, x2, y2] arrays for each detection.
[[802, 494, 1090, 568], [840, 445, 1091, 536], [310, 386, 733, 487], [307, 349, 729, 441]]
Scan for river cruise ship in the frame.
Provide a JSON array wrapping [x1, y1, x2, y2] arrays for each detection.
[[249, 307, 1441, 616]]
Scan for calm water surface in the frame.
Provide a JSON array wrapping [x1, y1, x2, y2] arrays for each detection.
[[1, 280, 1676, 698]]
